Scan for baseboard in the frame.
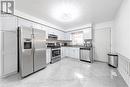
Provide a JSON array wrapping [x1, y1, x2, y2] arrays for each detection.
[[94, 60, 108, 63], [0, 71, 18, 78]]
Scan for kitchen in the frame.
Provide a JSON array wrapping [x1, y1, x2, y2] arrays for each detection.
[[0, 0, 130, 87]]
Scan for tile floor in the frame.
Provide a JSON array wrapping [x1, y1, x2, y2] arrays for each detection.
[[0, 58, 128, 87]]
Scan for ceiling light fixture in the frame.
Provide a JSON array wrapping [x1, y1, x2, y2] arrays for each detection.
[[51, 3, 80, 22]]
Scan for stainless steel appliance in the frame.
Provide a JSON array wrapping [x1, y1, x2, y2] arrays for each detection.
[[48, 34, 58, 40], [108, 53, 118, 68], [18, 26, 46, 77], [80, 48, 93, 63], [51, 48, 61, 63], [47, 42, 61, 63], [80, 39, 93, 63], [84, 39, 92, 47]]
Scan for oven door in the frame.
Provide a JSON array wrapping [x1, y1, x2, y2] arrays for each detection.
[[52, 49, 61, 58]]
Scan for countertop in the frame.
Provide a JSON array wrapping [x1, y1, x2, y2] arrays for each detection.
[[61, 45, 90, 48], [47, 45, 93, 49]]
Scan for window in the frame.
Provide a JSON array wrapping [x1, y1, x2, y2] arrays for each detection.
[[71, 31, 83, 45]]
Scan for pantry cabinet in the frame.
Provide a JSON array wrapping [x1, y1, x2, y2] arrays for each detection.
[[0, 15, 17, 77], [0, 31, 17, 77]]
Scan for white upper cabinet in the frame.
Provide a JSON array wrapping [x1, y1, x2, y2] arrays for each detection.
[[66, 28, 93, 41], [64, 33, 72, 40], [1, 16, 17, 31], [83, 28, 92, 39], [32, 23, 42, 30], [18, 18, 33, 28], [46, 27, 65, 40], [57, 32, 65, 40]]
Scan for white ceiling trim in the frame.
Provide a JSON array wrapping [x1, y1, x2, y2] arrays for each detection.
[[14, 9, 63, 30], [66, 24, 93, 32]]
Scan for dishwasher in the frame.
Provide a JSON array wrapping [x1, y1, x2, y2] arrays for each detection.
[[80, 48, 93, 63]]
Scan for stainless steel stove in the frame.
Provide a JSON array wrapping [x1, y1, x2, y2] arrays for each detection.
[[51, 47, 61, 63], [47, 43, 61, 63]]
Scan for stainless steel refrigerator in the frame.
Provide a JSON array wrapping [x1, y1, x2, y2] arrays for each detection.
[[18, 26, 46, 77]]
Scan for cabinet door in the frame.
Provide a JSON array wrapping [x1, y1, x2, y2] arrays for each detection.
[[70, 48, 79, 59], [61, 47, 65, 58], [69, 48, 73, 58], [64, 33, 71, 40], [18, 18, 33, 28], [74, 48, 80, 59], [61, 47, 68, 58], [83, 28, 92, 39], [65, 47, 69, 57], [46, 49, 51, 64], [0, 32, 2, 77], [3, 31, 17, 75], [1, 16, 17, 31], [62, 47, 72, 58], [32, 23, 42, 30]]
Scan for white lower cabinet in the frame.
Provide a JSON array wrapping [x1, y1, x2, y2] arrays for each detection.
[[61, 47, 68, 58], [61, 47, 80, 59], [0, 31, 17, 77], [61, 47, 65, 58], [73, 48, 80, 59], [46, 48, 51, 64], [69, 47, 80, 59]]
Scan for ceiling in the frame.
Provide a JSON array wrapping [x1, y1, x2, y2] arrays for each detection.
[[15, 0, 123, 30]]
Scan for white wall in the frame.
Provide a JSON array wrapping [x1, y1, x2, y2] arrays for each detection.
[[112, 0, 130, 86], [112, 0, 130, 59], [94, 21, 113, 30]]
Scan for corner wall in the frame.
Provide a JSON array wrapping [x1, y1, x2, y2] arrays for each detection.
[[112, 0, 130, 59], [112, 0, 130, 86]]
